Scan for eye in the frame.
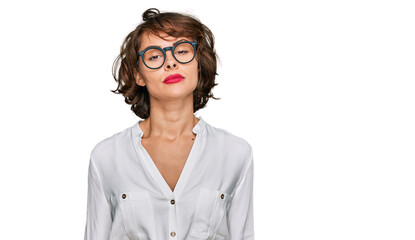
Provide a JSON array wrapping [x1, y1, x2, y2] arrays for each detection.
[[148, 54, 162, 61], [144, 49, 164, 62], [175, 50, 189, 55]]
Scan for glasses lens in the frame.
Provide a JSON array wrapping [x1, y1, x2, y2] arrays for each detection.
[[143, 48, 164, 69], [174, 42, 195, 63]]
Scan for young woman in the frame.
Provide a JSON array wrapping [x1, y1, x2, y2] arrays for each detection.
[[84, 8, 255, 240]]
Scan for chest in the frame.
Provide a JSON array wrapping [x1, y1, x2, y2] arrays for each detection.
[[141, 135, 196, 191]]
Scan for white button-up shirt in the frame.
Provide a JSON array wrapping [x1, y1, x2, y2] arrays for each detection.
[[84, 116, 254, 240]]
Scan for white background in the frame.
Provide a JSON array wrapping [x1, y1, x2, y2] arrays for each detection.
[[0, 0, 414, 239]]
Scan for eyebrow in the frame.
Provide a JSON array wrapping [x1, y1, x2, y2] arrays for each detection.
[[141, 39, 188, 50]]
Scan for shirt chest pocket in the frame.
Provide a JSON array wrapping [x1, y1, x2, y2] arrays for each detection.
[[113, 191, 156, 240], [190, 188, 232, 240]]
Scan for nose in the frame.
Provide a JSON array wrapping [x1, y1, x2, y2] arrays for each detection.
[[164, 50, 178, 70]]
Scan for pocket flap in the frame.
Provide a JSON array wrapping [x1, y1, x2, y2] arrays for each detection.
[[118, 191, 151, 201]]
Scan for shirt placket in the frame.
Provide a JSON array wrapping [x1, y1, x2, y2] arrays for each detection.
[[168, 192, 178, 239]]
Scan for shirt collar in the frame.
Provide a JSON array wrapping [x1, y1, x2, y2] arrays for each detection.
[[133, 116, 206, 138]]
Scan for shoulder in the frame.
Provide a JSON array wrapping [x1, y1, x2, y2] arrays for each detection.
[[204, 122, 253, 159], [203, 122, 254, 186], [90, 123, 135, 161]]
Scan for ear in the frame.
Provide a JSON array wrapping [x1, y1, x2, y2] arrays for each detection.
[[133, 69, 146, 87]]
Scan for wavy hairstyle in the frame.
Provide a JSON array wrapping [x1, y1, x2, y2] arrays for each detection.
[[111, 8, 220, 119]]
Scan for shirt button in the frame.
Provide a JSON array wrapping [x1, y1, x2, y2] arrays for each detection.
[[170, 199, 175, 205], [220, 194, 224, 199], [170, 231, 176, 237], [122, 194, 127, 199]]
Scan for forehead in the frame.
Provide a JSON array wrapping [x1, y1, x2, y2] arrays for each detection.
[[139, 31, 192, 50]]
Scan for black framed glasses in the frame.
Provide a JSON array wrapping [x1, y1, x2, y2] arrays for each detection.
[[138, 41, 198, 69]]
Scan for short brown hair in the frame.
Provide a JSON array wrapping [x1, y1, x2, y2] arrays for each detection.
[[111, 8, 220, 119]]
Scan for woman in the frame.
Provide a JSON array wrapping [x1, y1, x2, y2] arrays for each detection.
[[84, 8, 254, 240]]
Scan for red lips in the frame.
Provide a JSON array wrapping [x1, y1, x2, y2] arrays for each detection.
[[163, 74, 184, 84]]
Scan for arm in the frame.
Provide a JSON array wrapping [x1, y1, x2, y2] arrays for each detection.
[[227, 146, 255, 240], [84, 154, 112, 240]]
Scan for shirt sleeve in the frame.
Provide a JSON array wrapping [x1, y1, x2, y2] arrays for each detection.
[[227, 146, 255, 240], [84, 154, 112, 240]]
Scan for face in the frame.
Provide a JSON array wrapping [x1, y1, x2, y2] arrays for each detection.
[[134, 31, 199, 102]]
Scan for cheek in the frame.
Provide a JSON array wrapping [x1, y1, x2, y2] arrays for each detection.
[[188, 65, 199, 84], [138, 61, 148, 74], [138, 65, 161, 83], [190, 60, 199, 75]]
